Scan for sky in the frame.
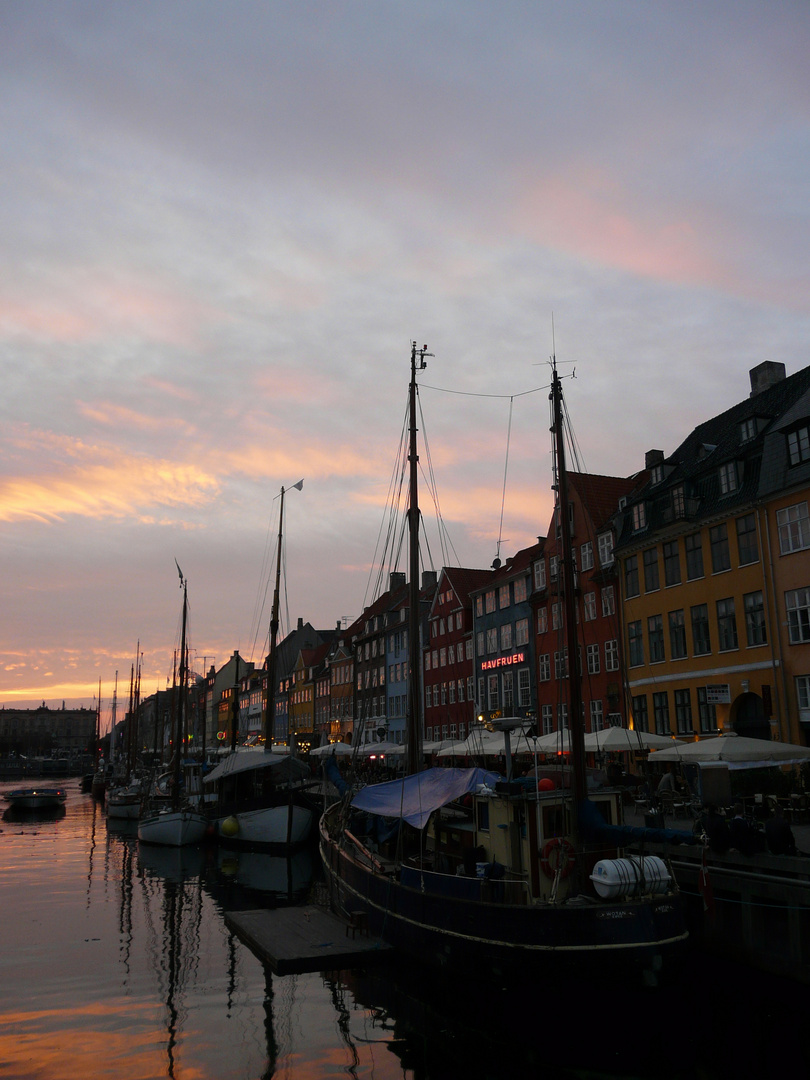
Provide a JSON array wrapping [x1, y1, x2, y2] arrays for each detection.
[[2, 1, 809, 717]]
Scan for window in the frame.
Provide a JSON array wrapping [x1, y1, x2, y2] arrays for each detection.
[[605, 640, 619, 672], [648, 615, 665, 663], [628, 620, 644, 666], [653, 691, 670, 736], [487, 674, 499, 711], [486, 628, 497, 653], [691, 603, 711, 655], [581, 542, 594, 571], [538, 653, 551, 681], [518, 668, 531, 707], [643, 548, 660, 592], [476, 630, 484, 657], [502, 671, 513, 710], [717, 597, 739, 651], [441, 683, 447, 705], [598, 532, 614, 567], [457, 678, 464, 702], [632, 695, 649, 733], [467, 675, 475, 700], [668, 609, 687, 659], [440, 647, 447, 667], [498, 584, 510, 609], [549, 556, 559, 581], [485, 590, 495, 613], [632, 503, 647, 531], [537, 607, 548, 634], [552, 603, 562, 630], [697, 687, 717, 734], [685, 532, 704, 580], [650, 463, 663, 485], [797, 676, 810, 724], [500, 623, 512, 651], [744, 591, 767, 646], [786, 588, 810, 644], [475, 596, 483, 617], [602, 585, 615, 617], [466, 638, 473, 660], [514, 577, 528, 604], [674, 689, 693, 735], [719, 461, 739, 494], [584, 592, 597, 621], [541, 704, 553, 735], [554, 649, 568, 679], [663, 541, 681, 586], [740, 417, 756, 442], [586, 643, 600, 674], [438, 618, 445, 636], [777, 502, 810, 554], [787, 424, 810, 466], [736, 513, 759, 565], [534, 559, 546, 590], [672, 485, 685, 519], [515, 617, 529, 646], [624, 555, 639, 598], [710, 524, 731, 573], [590, 700, 604, 731]]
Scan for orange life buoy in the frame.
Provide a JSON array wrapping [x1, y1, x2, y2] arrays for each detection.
[[540, 837, 575, 879]]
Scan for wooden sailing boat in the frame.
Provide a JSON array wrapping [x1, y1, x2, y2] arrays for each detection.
[[203, 481, 316, 849], [319, 344, 693, 983], [138, 566, 208, 847]]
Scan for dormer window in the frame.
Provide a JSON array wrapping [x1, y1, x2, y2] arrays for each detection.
[[719, 461, 739, 495], [698, 443, 717, 459], [650, 464, 663, 486], [672, 485, 685, 519], [787, 424, 810, 467], [632, 502, 647, 531], [740, 417, 757, 443]]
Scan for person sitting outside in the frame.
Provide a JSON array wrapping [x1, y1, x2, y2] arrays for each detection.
[[656, 766, 677, 798], [703, 804, 731, 855], [729, 802, 764, 855], [764, 804, 797, 856]]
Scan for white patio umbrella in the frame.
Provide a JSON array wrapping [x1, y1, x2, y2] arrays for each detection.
[[436, 729, 505, 757], [309, 742, 354, 757], [356, 740, 402, 756], [651, 732, 810, 770], [582, 728, 682, 753], [527, 729, 573, 754]]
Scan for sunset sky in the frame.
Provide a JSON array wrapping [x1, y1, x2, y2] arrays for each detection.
[[2, 1, 809, 717]]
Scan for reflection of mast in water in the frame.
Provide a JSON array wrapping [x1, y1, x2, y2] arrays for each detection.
[[323, 974, 361, 1075], [84, 791, 101, 907], [137, 859, 204, 1078]]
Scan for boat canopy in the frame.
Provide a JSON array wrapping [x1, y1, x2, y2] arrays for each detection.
[[203, 751, 310, 785], [351, 766, 500, 829]]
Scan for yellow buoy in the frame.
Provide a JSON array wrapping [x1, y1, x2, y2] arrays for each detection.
[[220, 816, 240, 838]]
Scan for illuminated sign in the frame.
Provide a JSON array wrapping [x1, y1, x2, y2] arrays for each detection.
[[480, 651, 525, 671], [706, 684, 730, 705]]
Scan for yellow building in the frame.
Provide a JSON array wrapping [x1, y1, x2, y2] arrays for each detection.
[[615, 361, 810, 747]]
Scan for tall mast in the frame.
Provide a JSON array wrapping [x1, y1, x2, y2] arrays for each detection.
[[550, 357, 588, 827], [406, 342, 431, 776], [174, 568, 188, 812], [109, 671, 118, 767], [264, 485, 285, 752]]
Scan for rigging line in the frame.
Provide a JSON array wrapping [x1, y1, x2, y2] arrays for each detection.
[[417, 395, 456, 568], [420, 381, 549, 399], [363, 399, 410, 609], [496, 396, 514, 561]]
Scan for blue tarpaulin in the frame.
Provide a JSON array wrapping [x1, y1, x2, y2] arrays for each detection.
[[350, 766, 501, 829]]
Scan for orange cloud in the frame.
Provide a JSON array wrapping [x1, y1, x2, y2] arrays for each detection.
[[517, 173, 725, 286], [0, 430, 219, 524]]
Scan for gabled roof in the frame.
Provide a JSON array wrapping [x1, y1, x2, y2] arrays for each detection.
[[430, 566, 494, 617]]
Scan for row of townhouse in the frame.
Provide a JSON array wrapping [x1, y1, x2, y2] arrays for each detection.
[[144, 360, 810, 754]]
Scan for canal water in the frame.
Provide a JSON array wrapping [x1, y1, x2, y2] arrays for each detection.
[[0, 779, 806, 1079]]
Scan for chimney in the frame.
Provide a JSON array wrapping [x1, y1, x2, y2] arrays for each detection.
[[389, 572, 406, 592], [645, 449, 664, 470], [750, 361, 786, 397], [297, 617, 304, 631], [421, 570, 438, 590]]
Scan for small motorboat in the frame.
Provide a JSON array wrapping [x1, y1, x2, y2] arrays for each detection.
[[4, 787, 67, 810]]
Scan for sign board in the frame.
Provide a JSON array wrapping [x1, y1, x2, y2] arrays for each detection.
[[706, 684, 730, 705]]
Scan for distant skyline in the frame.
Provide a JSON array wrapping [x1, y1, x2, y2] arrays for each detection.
[[2, 1, 809, 718]]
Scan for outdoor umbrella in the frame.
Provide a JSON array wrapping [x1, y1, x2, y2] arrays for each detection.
[[651, 732, 810, 770], [582, 728, 682, 753]]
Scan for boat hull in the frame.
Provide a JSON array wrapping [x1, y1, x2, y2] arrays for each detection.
[[320, 817, 688, 981], [106, 791, 142, 820], [138, 809, 208, 847], [214, 801, 313, 848], [4, 787, 67, 810]]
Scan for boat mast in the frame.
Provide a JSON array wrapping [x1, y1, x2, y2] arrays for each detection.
[[550, 356, 588, 828], [173, 566, 188, 813], [109, 671, 118, 768], [263, 485, 285, 753], [406, 341, 431, 776]]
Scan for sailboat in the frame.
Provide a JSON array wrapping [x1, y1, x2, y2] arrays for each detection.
[[138, 566, 208, 847], [203, 481, 316, 849], [106, 671, 146, 821], [320, 344, 694, 983]]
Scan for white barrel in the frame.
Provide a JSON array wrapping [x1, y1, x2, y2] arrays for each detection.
[[589, 856, 671, 899]]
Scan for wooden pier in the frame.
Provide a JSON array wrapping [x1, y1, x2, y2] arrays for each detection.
[[225, 905, 393, 975]]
